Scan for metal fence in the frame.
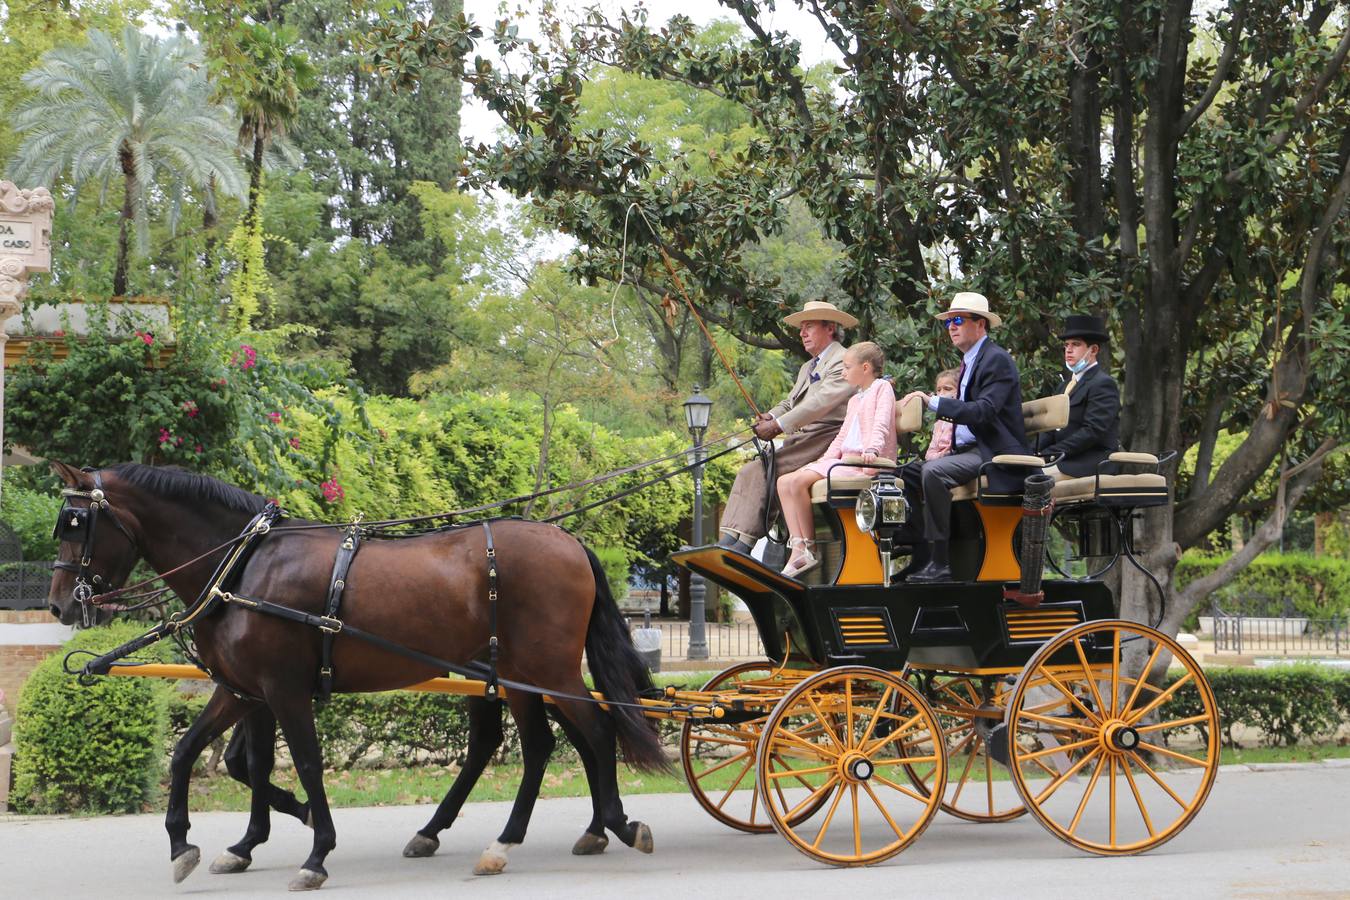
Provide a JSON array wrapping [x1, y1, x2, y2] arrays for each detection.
[[0, 562, 53, 610], [1211, 613, 1349, 656], [627, 619, 766, 661]]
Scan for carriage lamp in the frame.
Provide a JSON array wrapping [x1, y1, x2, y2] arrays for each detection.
[[683, 385, 713, 660], [855, 475, 910, 586], [855, 475, 908, 533]]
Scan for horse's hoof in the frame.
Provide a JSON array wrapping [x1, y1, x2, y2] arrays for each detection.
[[172, 845, 201, 883], [288, 868, 328, 891], [572, 832, 608, 856], [472, 841, 514, 876], [403, 833, 440, 858], [631, 822, 654, 854], [209, 850, 252, 874]]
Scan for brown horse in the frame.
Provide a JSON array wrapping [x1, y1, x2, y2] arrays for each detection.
[[47, 462, 665, 890]]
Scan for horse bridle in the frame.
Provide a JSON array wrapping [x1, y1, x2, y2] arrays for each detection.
[[52, 470, 138, 627]]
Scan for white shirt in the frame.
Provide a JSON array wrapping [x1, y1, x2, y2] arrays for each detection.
[[928, 335, 987, 449]]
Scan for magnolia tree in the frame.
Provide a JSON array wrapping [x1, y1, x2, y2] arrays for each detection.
[[369, 0, 1350, 634]]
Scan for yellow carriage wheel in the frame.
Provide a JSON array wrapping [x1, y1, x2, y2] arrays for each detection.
[[1005, 620, 1220, 856], [755, 667, 947, 866], [680, 662, 827, 833], [908, 674, 1028, 823]]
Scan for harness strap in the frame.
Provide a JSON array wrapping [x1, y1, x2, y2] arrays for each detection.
[[318, 526, 361, 702], [481, 521, 500, 701]]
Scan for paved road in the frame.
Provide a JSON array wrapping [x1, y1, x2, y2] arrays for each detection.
[[2, 762, 1347, 899]]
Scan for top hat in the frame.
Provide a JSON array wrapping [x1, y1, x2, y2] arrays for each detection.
[[1057, 313, 1110, 343]]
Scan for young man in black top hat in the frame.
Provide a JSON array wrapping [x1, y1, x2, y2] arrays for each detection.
[[1039, 314, 1121, 479]]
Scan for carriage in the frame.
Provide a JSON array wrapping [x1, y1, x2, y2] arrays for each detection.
[[661, 389, 1218, 865], [48, 389, 1218, 884]]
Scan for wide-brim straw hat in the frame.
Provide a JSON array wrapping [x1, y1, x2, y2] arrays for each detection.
[[1057, 313, 1110, 343], [783, 300, 859, 329], [934, 291, 1002, 328]]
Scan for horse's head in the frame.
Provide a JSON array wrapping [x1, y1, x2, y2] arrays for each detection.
[[48, 462, 141, 627]]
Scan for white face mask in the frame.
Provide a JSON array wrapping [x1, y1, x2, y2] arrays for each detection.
[[1066, 358, 1092, 375]]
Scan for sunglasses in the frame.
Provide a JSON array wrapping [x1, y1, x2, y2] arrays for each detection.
[[944, 315, 974, 327]]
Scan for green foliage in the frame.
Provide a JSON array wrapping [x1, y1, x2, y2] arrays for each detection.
[[12, 622, 175, 813], [1175, 552, 1350, 622], [1164, 665, 1350, 748], [1, 484, 63, 561], [311, 691, 492, 769], [5, 298, 353, 498]]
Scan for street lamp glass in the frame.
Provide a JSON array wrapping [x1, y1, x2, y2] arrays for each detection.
[[683, 385, 713, 432]]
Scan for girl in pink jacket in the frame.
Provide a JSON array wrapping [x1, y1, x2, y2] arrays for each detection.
[[777, 342, 896, 577]]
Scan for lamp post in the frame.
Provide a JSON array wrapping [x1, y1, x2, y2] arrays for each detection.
[[683, 384, 713, 661]]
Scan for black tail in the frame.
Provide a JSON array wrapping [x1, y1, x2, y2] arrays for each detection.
[[582, 546, 670, 773]]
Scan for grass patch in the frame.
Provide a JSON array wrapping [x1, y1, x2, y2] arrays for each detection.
[[178, 739, 1350, 812]]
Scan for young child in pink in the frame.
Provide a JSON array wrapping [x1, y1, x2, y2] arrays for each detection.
[[776, 342, 897, 577], [925, 367, 961, 460]]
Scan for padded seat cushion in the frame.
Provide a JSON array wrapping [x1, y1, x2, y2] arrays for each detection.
[[810, 475, 872, 502], [1051, 473, 1167, 505]]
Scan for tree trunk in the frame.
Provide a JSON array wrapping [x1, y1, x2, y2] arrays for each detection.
[[115, 143, 135, 298]]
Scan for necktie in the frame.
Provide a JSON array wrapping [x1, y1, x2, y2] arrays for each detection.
[[957, 360, 967, 400], [1064, 374, 1080, 397], [808, 357, 820, 383]]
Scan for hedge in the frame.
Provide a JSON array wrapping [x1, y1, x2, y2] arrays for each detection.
[[1, 484, 63, 562], [1175, 551, 1350, 628], [1163, 664, 1350, 748], [13, 622, 176, 813]]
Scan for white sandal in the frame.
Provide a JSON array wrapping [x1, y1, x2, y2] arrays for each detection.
[[782, 538, 819, 578]]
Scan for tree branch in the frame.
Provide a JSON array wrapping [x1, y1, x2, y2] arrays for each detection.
[[1171, 438, 1339, 627], [1177, 0, 1248, 134]]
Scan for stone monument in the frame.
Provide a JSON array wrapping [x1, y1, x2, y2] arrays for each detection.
[[0, 181, 54, 503]]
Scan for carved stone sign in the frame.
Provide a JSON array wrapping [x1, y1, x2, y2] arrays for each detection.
[[0, 182, 55, 499]]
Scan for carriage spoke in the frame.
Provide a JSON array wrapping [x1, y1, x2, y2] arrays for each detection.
[[782, 774, 839, 821], [1032, 747, 1101, 805], [1126, 753, 1189, 810], [1110, 629, 1121, 717], [1072, 640, 1107, 717], [1120, 755, 1156, 837], [861, 711, 925, 755], [1017, 709, 1099, 734], [715, 754, 757, 811], [1108, 756, 1118, 847], [805, 694, 846, 754], [1038, 669, 1102, 724], [1120, 641, 1165, 716], [873, 754, 939, 767], [693, 749, 754, 781], [1067, 753, 1107, 836], [872, 773, 935, 805], [1015, 735, 1098, 762], [985, 749, 995, 815], [948, 735, 982, 807], [862, 780, 907, 840], [851, 783, 861, 856], [765, 763, 836, 780], [845, 678, 855, 749], [1124, 673, 1193, 726], [1135, 740, 1209, 768], [773, 726, 841, 760], [1135, 713, 1211, 734], [857, 685, 895, 750], [811, 781, 847, 850]]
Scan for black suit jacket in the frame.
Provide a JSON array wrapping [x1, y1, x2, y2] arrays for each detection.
[[934, 338, 1031, 490], [1038, 364, 1121, 477]]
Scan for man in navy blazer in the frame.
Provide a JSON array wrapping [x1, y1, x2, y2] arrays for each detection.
[[899, 292, 1031, 583], [1039, 314, 1121, 478]]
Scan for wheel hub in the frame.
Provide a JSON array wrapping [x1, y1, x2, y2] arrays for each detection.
[[1100, 720, 1140, 754], [839, 751, 874, 783]]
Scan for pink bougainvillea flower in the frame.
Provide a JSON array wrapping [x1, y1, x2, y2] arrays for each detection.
[[237, 344, 258, 371], [135, 330, 154, 346], [267, 411, 282, 424], [320, 477, 345, 504], [181, 400, 199, 418], [158, 428, 172, 445], [289, 437, 301, 449], [194, 444, 203, 453]]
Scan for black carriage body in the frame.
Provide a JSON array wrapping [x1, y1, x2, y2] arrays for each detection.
[[670, 547, 1116, 673]]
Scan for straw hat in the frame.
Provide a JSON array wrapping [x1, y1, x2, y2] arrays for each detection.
[[934, 291, 1002, 328], [783, 299, 859, 329]]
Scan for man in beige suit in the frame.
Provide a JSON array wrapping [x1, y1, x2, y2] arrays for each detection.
[[718, 300, 856, 553]]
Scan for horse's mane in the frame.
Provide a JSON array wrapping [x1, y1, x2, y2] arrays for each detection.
[[107, 463, 267, 515]]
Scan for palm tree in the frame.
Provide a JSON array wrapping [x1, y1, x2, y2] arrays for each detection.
[[7, 27, 245, 297], [228, 22, 315, 231]]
